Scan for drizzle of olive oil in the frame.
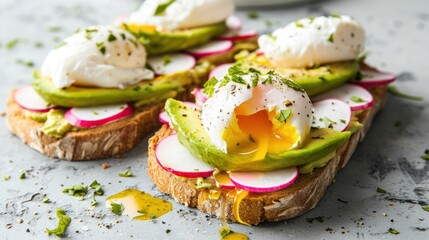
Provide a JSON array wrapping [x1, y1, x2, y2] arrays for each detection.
[[106, 189, 172, 220]]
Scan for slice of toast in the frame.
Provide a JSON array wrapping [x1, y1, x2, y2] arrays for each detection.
[[147, 85, 388, 225]]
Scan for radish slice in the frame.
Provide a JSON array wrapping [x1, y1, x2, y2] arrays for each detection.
[[187, 40, 233, 58], [147, 53, 195, 75], [14, 86, 57, 112], [191, 88, 208, 105], [217, 29, 258, 41], [350, 70, 396, 88], [312, 99, 351, 132], [208, 63, 233, 80], [312, 84, 374, 111], [229, 167, 298, 193], [158, 102, 201, 126], [64, 104, 133, 128], [226, 15, 242, 31], [155, 134, 215, 178], [256, 49, 264, 56], [214, 171, 235, 189]]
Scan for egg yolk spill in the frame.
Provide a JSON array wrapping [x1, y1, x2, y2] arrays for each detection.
[[122, 23, 157, 32], [106, 189, 172, 220], [223, 85, 299, 159]]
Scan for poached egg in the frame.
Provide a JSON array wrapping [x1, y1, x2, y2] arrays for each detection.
[[258, 15, 365, 68], [41, 25, 154, 89], [127, 0, 235, 31], [201, 67, 313, 160]]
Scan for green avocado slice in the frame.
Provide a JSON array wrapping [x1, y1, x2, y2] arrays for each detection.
[[32, 62, 211, 107], [165, 99, 351, 172], [237, 61, 359, 96], [124, 22, 227, 56]]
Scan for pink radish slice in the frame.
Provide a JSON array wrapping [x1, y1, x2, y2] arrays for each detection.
[[350, 70, 396, 88], [14, 86, 57, 112], [191, 88, 208, 105], [158, 102, 201, 126], [312, 99, 352, 132], [208, 63, 233, 80], [311, 84, 374, 111], [64, 104, 133, 128], [147, 53, 195, 75], [187, 40, 233, 58], [256, 49, 264, 56], [155, 134, 215, 178], [226, 15, 242, 31], [217, 29, 258, 41], [229, 167, 298, 193]]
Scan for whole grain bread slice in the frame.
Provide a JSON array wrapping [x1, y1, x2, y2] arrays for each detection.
[[147, 85, 387, 225]]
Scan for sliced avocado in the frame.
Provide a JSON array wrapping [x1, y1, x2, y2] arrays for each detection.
[[124, 22, 227, 56], [237, 59, 359, 96], [32, 62, 211, 107], [165, 99, 351, 172]]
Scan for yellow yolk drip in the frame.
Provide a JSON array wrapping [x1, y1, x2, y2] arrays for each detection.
[[214, 171, 233, 188], [122, 23, 157, 32], [106, 189, 172, 220], [227, 189, 250, 226]]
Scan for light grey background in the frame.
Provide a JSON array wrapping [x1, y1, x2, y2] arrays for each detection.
[[0, 0, 428, 239]]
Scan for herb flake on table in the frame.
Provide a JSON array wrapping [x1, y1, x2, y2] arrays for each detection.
[[376, 187, 387, 194], [42, 197, 51, 203], [6, 38, 20, 49], [63, 185, 88, 197], [388, 228, 400, 235], [46, 208, 71, 237], [421, 149, 429, 160], [19, 171, 26, 179], [16, 59, 34, 67], [90, 180, 104, 195], [4, 175, 11, 181], [110, 203, 124, 215], [247, 12, 259, 19], [118, 169, 133, 177]]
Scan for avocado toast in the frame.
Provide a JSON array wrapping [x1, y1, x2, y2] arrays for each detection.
[[7, 25, 211, 160], [146, 15, 396, 225]]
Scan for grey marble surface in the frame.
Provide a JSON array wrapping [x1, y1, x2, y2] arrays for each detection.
[[1, 0, 428, 239]]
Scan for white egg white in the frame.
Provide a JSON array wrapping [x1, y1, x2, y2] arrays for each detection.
[[258, 15, 365, 68], [201, 72, 313, 153], [41, 25, 153, 89], [127, 0, 235, 31]]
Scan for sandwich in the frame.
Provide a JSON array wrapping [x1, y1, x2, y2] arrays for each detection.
[[147, 15, 397, 225], [7, 25, 211, 160], [120, 0, 258, 64]]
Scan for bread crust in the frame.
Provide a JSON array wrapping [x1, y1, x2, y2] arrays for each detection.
[[147, 86, 388, 225]]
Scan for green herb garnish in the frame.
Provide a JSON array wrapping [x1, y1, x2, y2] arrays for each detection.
[[219, 226, 232, 238], [48, 26, 62, 32], [118, 169, 133, 177], [331, 13, 341, 18], [96, 42, 106, 55], [6, 39, 19, 49], [150, 213, 157, 219], [42, 197, 51, 203], [328, 33, 334, 43], [4, 175, 10, 181], [166, 229, 171, 234], [19, 172, 26, 179], [89, 180, 104, 195], [107, 33, 117, 42], [16, 59, 34, 67], [421, 149, 429, 160], [376, 187, 387, 194], [34, 41, 44, 48], [387, 85, 423, 101], [84, 28, 98, 40], [295, 20, 304, 28], [90, 193, 97, 206], [388, 228, 400, 235], [203, 76, 218, 97], [247, 12, 259, 19], [62, 185, 88, 197], [110, 203, 124, 215], [163, 55, 172, 66], [422, 206, 429, 212], [351, 96, 366, 103], [154, 0, 176, 16], [277, 109, 292, 123], [46, 208, 71, 237]]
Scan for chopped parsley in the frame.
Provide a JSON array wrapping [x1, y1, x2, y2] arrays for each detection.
[[96, 42, 106, 55], [62, 185, 88, 197], [84, 28, 98, 40], [387, 85, 423, 101], [203, 76, 218, 97], [247, 12, 259, 19], [331, 13, 341, 18], [295, 20, 304, 28], [154, 0, 176, 16], [150, 213, 157, 219], [34, 41, 44, 48], [388, 228, 400, 235], [42, 197, 51, 203], [277, 109, 292, 123], [16, 59, 34, 67], [110, 202, 124, 215], [6, 38, 19, 49], [421, 149, 429, 160], [118, 169, 133, 177], [376, 187, 387, 194], [46, 208, 71, 237], [89, 180, 104, 195], [328, 33, 334, 43], [422, 206, 429, 212], [351, 96, 366, 103], [219, 226, 231, 238], [107, 32, 117, 42], [4, 175, 10, 181], [90, 193, 97, 206], [163, 55, 172, 66], [19, 171, 26, 179], [166, 229, 172, 234]]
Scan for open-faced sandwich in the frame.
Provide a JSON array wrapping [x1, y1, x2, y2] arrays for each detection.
[[7, 25, 211, 160], [147, 15, 397, 225], [120, 0, 258, 64]]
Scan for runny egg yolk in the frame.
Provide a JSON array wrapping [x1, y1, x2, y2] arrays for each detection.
[[221, 85, 299, 160], [122, 23, 157, 32]]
